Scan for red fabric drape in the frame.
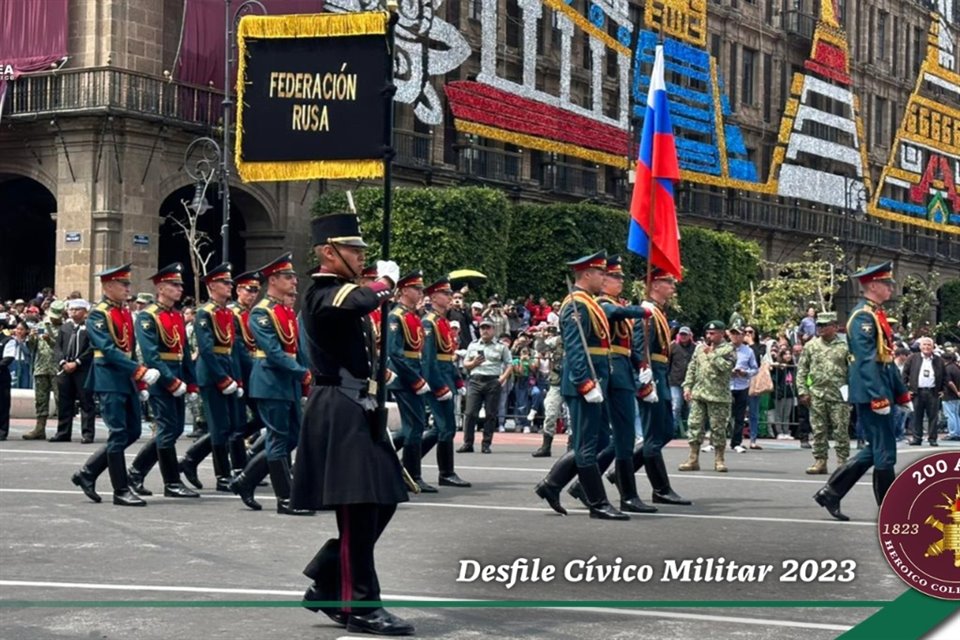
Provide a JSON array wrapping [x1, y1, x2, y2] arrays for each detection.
[[0, 0, 69, 120], [175, 0, 325, 89]]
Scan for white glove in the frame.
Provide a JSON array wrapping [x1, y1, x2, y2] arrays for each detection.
[[139, 389, 150, 402], [222, 380, 239, 395], [839, 384, 849, 402], [416, 381, 431, 396], [142, 368, 161, 385], [236, 387, 245, 399], [873, 405, 891, 416], [898, 400, 913, 413], [640, 301, 657, 315], [584, 386, 604, 404], [187, 392, 199, 403], [376, 260, 400, 285], [385, 369, 396, 385], [637, 368, 653, 386], [437, 389, 453, 402], [171, 381, 187, 397], [642, 386, 659, 404], [457, 386, 466, 397]]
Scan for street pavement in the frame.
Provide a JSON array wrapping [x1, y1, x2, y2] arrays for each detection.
[[1, 417, 953, 640]]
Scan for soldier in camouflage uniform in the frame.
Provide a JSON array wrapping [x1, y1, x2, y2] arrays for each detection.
[[680, 321, 736, 473], [531, 325, 564, 457], [23, 301, 65, 440], [797, 312, 851, 474]]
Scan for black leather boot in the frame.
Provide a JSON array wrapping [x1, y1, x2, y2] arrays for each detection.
[[578, 465, 628, 520], [392, 431, 406, 452], [615, 459, 657, 513], [872, 468, 895, 507], [813, 458, 871, 521], [606, 443, 646, 484], [420, 428, 438, 459], [346, 608, 415, 636], [72, 446, 109, 503], [271, 457, 315, 516], [107, 452, 146, 507], [302, 538, 346, 626], [179, 434, 212, 489], [403, 443, 437, 493], [534, 450, 578, 515], [248, 434, 266, 456], [646, 452, 692, 505], [569, 448, 615, 508], [229, 436, 248, 471], [531, 433, 553, 457], [212, 444, 233, 492], [229, 450, 268, 510], [437, 440, 471, 487], [128, 437, 158, 496], [158, 447, 200, 498]]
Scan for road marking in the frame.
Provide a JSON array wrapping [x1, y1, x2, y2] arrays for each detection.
[[0, 580, 856, 631], [0, 488, 873, 526]]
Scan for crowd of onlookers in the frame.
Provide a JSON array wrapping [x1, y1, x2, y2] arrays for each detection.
[[3, 289, 960, 450]]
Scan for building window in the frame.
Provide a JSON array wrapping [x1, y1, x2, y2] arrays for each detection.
[[468, 0, 481, 21], [914, 26, 924, 74], [728, 43, 738, 111], [763, 53, 773, 122], [711, 34, 722, 62], [874, 96, 886, 146], [742, 47, 756, 106], [446, 0, 460, 29], [877, 11, 888, 63], [892, 18, 899, 75], [765, 0, 774, 25], [506, 0, 520, 48]]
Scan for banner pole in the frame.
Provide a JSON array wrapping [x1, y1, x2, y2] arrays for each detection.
[[376, 2, 399, 443]]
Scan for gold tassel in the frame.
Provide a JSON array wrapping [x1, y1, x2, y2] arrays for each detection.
[[237, 11, 387, 39], [237, 159, 384, 183]]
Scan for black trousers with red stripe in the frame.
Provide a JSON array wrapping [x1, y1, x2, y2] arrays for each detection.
[[305, 503, 397, 611]]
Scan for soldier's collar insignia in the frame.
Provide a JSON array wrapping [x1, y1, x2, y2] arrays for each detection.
[[861, 323, 874, 334], [257, 316, 270, 326]]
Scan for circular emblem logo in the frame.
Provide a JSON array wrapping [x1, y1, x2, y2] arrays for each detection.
[[878, 452, 960, 600]]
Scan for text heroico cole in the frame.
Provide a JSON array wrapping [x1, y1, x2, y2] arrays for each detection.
[[239, 34, 386, 163]]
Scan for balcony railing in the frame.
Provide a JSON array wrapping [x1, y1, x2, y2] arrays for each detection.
[[782, 11, 817, 40], [394, 129, 432, 168], [677, 185, 960, 264], [457, 145, 523, 183], [3, 67, 223, 129], [541, 161, 598, 196]]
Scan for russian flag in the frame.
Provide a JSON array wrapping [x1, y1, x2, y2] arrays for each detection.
[[627, 44, 682, 281]]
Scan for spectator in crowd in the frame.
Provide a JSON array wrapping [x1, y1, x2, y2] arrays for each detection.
[[496, 333, 515, 431], [4, 321, 34, 389], [531, 324, 564, 457], [448, 291, 474, 348], [771, 347, 798, 439], [530, 297, 551, 326], [483, 300, 509, 339], [743, 326, 766, 448], [798, 306, 817, 341], [668, 326, 695, 437], [49, 299, 95, 443], [470, 301, 484, 333], [893, 347, 912, 442], [458, 319, 512, 454], [0, 329, 11, 440], [942, 351, 960, 441], [727, 325, 758, 453], [728, 303, 744, 331], [903, 336, 946, 446], [546, 301, 561, 326], [511, 346, 538, 433], [505, 301, 524, 338]]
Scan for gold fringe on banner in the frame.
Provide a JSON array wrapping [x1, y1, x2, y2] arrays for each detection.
[[237, 159, 384, 183], [234, 11, 389, 182], [237, 11, 387, 39]]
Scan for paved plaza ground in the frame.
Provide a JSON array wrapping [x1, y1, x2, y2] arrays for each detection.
[[2, 417, 953, 639]]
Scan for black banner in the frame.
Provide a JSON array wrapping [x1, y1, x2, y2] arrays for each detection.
[[238, 34, 386, 164]]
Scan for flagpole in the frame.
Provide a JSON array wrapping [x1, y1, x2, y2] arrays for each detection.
[[643, 36, 664, 369]]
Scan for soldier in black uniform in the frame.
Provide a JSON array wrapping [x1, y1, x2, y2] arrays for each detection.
[[292, 213, 413, 636]]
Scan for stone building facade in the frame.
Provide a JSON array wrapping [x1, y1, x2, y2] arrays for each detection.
[[1, 0, 957, 306]]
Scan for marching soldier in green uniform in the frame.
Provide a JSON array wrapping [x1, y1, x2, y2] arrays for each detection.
[[628, 267, 691, 503], [71, 265, 160, 506], [386, 270, 436, 493], [421, 276, 471, 488], [567, 256, 655, 513], [230, 253, 314, 515], [22, 301, 64, 440], [814, 263, 911, 520], [179, 263, 247, 491], [230, 270, 264, 462], [797, 312, 851, 475], [535, 251, 627, 521], [680, 320, 736, 473], [127, 263, 200, 499]]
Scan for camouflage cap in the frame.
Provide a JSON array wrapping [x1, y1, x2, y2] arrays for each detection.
[[704, 320, 726, 331], [816, 312, 838, 325]]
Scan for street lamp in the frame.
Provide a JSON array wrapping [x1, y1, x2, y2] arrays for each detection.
[[183, 136, 221, 212], [220, 0, 267, 264]]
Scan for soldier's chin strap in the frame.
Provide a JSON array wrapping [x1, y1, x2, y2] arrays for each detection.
[[328, 243, 360, 281]]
